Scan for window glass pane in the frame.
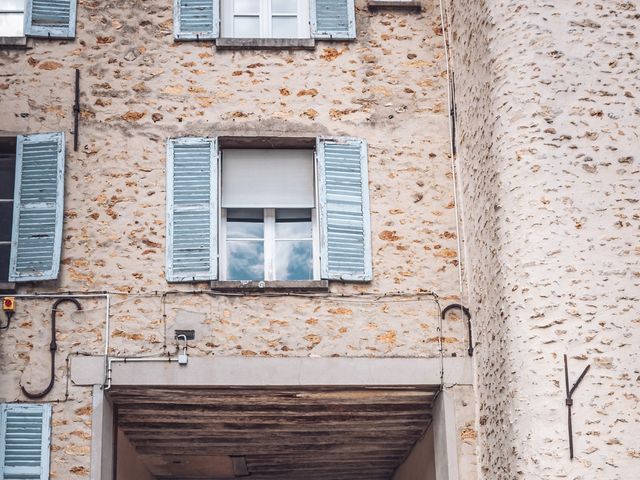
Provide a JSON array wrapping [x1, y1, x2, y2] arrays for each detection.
[[234, 0, 260, 14], [276, 209, 312, 239], [275, 240, 312, 280], [272, 16, 297, 38], [0, 203, 13, 242], [0, 13, 24, 37], [0, 243, 10, 283], [227, 241, 264, 280], [0, 154, 16, 198], [234, 16, 260, 37], [227, 208, 264, 239], [272, 0, 297, 14]]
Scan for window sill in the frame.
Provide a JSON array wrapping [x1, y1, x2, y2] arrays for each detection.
[[216, 38, 316, 50], [210, 280, 329, 292], [368, 0, 422, 9], [0, 282, 16, 293], [0, 37, 32, 49]]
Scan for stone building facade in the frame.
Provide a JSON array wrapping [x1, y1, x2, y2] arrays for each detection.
[[0, 0, 637, 479]]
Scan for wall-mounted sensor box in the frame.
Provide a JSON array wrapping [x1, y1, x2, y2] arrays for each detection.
[[2, 297, 15, 312]]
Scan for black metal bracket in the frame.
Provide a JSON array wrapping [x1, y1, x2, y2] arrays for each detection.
[[564, 354, 590, 459], [441, 303, 473, 356], [72, 68, 80, 151]]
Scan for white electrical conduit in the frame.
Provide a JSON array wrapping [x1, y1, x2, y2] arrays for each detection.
[[104, 356, 180, 391], [438, 0, 473, 361]]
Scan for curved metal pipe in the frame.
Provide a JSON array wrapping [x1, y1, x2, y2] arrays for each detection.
[[22, 298, 82, 399], [441, 303, 473, 357]]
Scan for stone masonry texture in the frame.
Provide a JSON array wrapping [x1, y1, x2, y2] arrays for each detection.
[[0, 0, 480, 478], [448, 0, 639, 478]]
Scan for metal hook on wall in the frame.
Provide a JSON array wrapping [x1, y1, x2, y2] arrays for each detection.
[[563, 354, 590, 459], [441, 303, 473, 356], [21, 298, 82, 399]]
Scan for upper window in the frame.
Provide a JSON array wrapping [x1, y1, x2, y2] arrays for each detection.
[[0, 0, 25, 37], [0, 133, 66, 284], [221, 0, 310, 39], [166, 137, 372, 284], [173, 0, 355, 41], [0, 0, 77, 40]]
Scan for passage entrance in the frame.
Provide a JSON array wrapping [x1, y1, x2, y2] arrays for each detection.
[[108, 386, 437, 480]]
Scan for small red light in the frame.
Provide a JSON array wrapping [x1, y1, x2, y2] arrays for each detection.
[[2, 297, 15, 311]]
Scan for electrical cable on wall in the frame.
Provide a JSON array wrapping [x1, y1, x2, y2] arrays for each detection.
[[21, 298, 82, 399]]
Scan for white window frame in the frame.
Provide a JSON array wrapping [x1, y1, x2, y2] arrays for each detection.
[[221, 0, 310, 39], [218, 151, 320, 282], [0, 0, 25, 38]]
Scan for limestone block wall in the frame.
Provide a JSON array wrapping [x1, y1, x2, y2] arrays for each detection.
[[448, 0, 639, 478], [0, 0, 476, 478]]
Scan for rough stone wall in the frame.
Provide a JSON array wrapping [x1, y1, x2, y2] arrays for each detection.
[[0, 0, 476, 478], [448, 0, 639, 478]]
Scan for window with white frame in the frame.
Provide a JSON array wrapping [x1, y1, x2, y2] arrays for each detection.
[[174, 0, 356, 41], [221, 0, 310, 38], [0, 138, 16, 282], [0, 133, 66, 284], [0, 0, 77, 40], [0, 403, 52, 480], [166, 137, 372, 284], [0, 0, 25, 37], [220, 149, 318, 281]]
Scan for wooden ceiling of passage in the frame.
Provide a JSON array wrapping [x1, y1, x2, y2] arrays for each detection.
[[108, 386, 437, 480]]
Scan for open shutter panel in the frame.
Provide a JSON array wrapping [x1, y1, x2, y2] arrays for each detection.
[[174, 0, 219, 40], [0, 404, 52, 480], [318, 138, 372, 281], [166, 138, 218, 282], [25, 0, 77, 39], [9, 133, 65, 283], [311, 0, 356, 39]]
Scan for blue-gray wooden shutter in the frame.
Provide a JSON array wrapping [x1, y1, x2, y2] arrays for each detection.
[[317, 137, 372, 281], [166, 137, 218, 282], [0, 404, 52, 480], [174, 0, 219, 40], [25, 0, 77, 39], [310, 0, 356, 40], [9, 133, 65, 283]]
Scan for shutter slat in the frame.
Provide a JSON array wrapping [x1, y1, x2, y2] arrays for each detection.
[[9, 133, 64, 282], [311, 0, 355, 39], [1, 404, 51, 480], [25, 0, 76, 38], [166, 138, 218, 282], [318, 138, 372, 281], [174, 0, 219, 40]]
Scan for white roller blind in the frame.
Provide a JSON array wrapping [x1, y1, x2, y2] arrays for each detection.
[[221, 149, 315, 208]]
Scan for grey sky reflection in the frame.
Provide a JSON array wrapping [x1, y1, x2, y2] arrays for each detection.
[[227, 240, 264, 280], [276, 240, 312, 280]]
